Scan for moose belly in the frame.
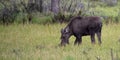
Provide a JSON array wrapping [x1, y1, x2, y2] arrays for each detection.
[[81, 30, 90, 36]]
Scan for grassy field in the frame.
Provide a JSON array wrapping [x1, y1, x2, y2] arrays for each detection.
[[0, 23, 120, 60]]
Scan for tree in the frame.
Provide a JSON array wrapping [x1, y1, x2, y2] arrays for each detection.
[[51, 0, 60, 15], [35, 0, 43, 12]]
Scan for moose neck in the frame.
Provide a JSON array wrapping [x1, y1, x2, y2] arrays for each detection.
[[64, 26, 73, 35]]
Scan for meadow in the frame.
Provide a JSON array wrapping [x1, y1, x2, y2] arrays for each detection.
[[0, 23, 120, 60]]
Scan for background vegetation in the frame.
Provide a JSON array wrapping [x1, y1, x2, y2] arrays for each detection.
[[0, 0, 120, 24]]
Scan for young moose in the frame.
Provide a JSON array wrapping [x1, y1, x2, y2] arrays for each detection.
[[60, 16, 102, 46]]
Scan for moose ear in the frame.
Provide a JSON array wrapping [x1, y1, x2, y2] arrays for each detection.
[[65, 27, 69, 33]]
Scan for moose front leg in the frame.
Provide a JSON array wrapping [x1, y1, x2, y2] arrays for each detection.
[[96, 32, 102, 45], [74, 35, 82, 45]]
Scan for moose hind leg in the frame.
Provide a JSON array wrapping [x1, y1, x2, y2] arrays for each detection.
[[90, 33, 95, 44], [96, 32, 102, 44]]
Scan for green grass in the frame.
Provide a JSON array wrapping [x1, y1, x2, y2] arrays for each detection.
[[0, 23, 120, 60]]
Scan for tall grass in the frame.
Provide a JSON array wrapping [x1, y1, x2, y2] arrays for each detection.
[[0, 23, 120, 60]]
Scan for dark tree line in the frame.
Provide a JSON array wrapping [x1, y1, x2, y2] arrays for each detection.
[[0, 0, 43, 25], [0, 0, 82, 24], [0, 0, 19, 25]]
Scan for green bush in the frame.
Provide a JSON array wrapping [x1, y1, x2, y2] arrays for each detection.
[[32, 16, 52, 24], [14, 12, 28, 24], [87, 6, 120, 24]]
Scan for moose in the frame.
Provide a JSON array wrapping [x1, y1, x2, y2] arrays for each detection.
[[60, 16, 102, 46]]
